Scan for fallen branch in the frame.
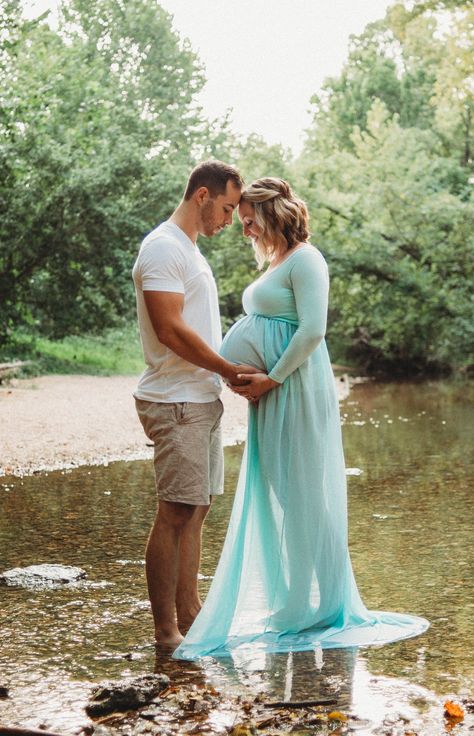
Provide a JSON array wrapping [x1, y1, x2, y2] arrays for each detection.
[[263, 698, 338, 708], [0, 361, 32, 381]]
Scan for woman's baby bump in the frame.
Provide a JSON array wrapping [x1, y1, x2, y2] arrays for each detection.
[[220, 314, 295, 373], [220, 316, 267, 371]]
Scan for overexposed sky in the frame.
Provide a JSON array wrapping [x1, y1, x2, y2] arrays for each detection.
[[23, 0, 394, 153]]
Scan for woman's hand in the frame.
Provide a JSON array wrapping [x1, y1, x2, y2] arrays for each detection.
[[222, 363, 261, 386], [231, 373, 280, 402]]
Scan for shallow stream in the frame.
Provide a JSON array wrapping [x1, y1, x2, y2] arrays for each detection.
[[0, 380, 472, 734]]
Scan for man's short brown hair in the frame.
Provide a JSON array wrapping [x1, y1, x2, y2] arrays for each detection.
[[184, 160, 243, 200]]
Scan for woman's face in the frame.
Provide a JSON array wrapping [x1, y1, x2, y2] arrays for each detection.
[[238, 201, 263, 242]]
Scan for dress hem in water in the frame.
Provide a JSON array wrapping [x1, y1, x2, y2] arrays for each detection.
[[173, 612, 430, 661]]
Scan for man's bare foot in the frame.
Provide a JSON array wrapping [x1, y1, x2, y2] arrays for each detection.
[[154, 628, 184, 648]]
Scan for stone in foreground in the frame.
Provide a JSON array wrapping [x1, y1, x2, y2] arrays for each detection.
[[86, 673, 170, 717], [0, 563, 87, 588]]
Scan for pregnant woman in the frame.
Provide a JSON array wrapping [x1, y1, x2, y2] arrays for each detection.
[[173, 178, 428, 660]]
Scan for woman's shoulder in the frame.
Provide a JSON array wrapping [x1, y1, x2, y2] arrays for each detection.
[[289, 243, 328, 270]]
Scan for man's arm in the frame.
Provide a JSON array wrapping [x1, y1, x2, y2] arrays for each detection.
[[144, 291, 256, 384]]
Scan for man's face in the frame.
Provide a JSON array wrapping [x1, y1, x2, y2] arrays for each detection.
[[199, 180, 241, 237]]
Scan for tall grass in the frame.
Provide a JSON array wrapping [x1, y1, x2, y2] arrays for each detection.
[[1, 326, 144, 376]]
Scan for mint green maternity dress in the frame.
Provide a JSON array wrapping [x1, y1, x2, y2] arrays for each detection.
[[173, 244, 428, 660]]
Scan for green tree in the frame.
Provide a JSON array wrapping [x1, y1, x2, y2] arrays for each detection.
[[299, 1, 473, 374], [431, 6, 474, 166], [0, 0, 209, 343]]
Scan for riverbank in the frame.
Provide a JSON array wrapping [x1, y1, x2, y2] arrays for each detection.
[[0, 376, 246, 477], [1, 374, 351, 477]]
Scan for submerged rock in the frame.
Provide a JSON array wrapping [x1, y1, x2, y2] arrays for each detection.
[[0, 563, 86, 588], [86, 673, 170, 717]]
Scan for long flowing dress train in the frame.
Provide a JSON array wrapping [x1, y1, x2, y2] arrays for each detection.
[[173, 245, 429, 660]]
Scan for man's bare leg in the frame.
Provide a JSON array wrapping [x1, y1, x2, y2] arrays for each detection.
[[145, 499, 196, 646], [176, 502, 210, 631]]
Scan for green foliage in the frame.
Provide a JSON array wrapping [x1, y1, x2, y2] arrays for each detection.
[[0, 324, 143, 375], [0, 0, 211, 344], [299, 1, 474, 374], [1, 0, 472, 377]]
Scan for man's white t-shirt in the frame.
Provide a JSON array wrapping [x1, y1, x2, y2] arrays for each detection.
[[133, 221, 222, 403]]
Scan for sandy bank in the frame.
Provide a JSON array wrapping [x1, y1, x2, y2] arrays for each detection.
[[0, 374, 349, 476]]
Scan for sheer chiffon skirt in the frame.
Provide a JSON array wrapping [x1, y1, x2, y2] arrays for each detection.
[[173, 315, 428, 660]]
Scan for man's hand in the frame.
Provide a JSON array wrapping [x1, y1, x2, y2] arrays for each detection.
[[223, 363, 261, 386], [230, 372, 280, 401]]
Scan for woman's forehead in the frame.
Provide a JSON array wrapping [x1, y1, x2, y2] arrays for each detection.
[[238, 200, 254, 219]]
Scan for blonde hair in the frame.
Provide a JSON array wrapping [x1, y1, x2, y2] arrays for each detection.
[[240, 178, 310, 269]]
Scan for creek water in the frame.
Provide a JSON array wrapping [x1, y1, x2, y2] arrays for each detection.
[[0, 380, 472, 735]]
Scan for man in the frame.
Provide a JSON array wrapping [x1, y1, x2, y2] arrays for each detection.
[[133, 160, 255, 647]]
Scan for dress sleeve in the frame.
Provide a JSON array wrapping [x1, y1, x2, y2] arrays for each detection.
[[268, 250, 329, 383]]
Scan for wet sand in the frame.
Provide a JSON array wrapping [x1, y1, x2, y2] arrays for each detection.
[[0, 374, 349, 476]]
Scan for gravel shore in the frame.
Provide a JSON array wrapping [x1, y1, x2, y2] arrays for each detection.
[[0, 376, 248, 476], [1, 374, 349, 477]]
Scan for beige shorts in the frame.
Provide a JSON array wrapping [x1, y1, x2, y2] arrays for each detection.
[[135, 398, 224, 506]]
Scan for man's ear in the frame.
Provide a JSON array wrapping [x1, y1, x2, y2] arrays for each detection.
[[195, 186, 210, 206]]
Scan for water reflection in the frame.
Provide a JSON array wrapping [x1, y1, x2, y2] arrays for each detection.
[[342, 381, 474, 698], [0, 380, 472, 733]]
